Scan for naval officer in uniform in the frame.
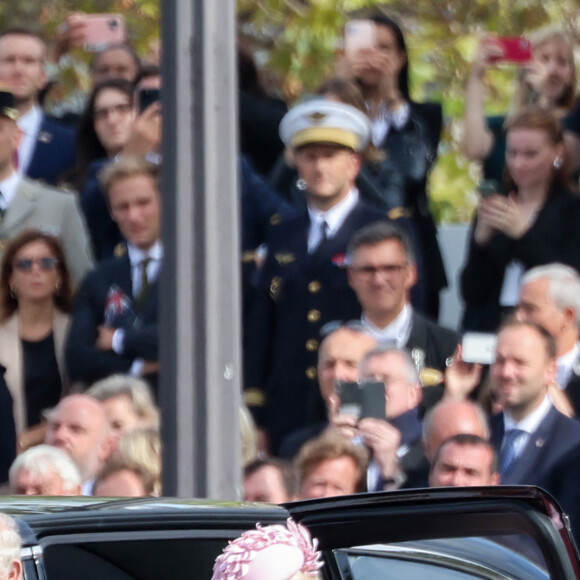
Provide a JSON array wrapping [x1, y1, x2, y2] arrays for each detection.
[[244, 99, 415, 454]]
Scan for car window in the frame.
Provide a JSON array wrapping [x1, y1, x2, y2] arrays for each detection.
[[334, 536, 549, 580]]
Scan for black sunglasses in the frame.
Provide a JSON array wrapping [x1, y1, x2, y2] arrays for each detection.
[[13, 257, 59, 272]]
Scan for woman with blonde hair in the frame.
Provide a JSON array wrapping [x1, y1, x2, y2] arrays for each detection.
[[462, 26, 577, 187]]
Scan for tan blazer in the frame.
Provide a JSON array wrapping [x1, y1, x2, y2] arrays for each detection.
[[0, 310, 70, 434], [0, 178, 93, 286]]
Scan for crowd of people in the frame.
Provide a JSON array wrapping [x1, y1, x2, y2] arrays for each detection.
[[0, 9, 579, 553]]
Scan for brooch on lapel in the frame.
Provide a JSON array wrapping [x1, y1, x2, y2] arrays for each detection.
[[331, 253, 348, 268], [420, 367, 443, 386], [274, 252, 295, 265], [535, 438, 546, 448], [38, 131, 53, 144]]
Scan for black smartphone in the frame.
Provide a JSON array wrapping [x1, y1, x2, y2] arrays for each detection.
[[335, 380, 386, 421], [477, 179, 502, 198], [138, 88, 160, 113]]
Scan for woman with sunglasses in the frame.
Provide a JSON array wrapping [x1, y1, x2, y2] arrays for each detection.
[[0, 230, 74, 451]]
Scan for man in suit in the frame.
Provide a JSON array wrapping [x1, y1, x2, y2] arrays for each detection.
[[244, 99, 394, 455], [346, 220, 458, 410], [330, 346, 430, 490], [0, 28, 76, 186], [278, 323, 377, 459], [429, 433, 499, 487], [491, 320, 580, 543], [0, 86, 92, 284], [66, 156, 161, 389], [515, 263, 580, 415]]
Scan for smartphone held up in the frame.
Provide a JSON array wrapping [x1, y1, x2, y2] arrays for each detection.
[[485, 36, 532, 65], [80, 14, 126, 52], [344, 19, 376, 56], [335, 379, 386, 421]]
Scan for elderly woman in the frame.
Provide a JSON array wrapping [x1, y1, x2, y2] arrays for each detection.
[[0, 230, 73, 448]]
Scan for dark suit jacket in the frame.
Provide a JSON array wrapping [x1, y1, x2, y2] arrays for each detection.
[[563, 361, 580, 417], [65, 253, 159, 390], [0, 365, 16, 483], [461, 188, 580, 332], [244, 202, 398, 454], [491, 407, 580, 543], [25, 116, 76, 187]]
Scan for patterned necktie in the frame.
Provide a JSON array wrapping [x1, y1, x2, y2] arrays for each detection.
[[499, 428, 525, 476], [136, 257, 152, 310]]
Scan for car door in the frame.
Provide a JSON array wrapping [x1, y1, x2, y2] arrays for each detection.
[[288, 486, 580, 580]]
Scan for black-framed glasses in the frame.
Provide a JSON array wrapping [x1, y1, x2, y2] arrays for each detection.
[[349, 263, 408, 279], [13, 257, 59, 272], [320, 319, 367, 338]]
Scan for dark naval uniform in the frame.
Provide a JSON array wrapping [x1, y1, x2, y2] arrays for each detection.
[[245, 202, 397, 454]]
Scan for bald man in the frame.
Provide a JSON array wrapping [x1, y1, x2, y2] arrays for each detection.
[[422, 399, 489, 462], [44, 394, 114, 494], [279, 325, 376, 458]]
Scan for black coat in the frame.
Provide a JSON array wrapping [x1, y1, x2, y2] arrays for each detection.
[[461, 188, 580, 332], [66, 253, 159, 392]]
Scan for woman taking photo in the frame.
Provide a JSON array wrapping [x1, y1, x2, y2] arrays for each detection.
[[0, 230, 74, 449], [66, 78, 137, 261], [461, 107, 580, 331], [337, 14, 445, 319], [462, 27, 577, 187]]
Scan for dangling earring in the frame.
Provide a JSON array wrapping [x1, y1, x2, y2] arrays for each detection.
[[553, 157, 563, 169], [9, 285, 16, 299], [54, 283, 61, 296]]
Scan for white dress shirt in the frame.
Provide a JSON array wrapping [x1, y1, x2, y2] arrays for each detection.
[[16, 105, 43, 175], [556, 342, 580, 389], [361, 304, 413, 348], [502, 395, 552, 463], [307, 188, 359, 252]]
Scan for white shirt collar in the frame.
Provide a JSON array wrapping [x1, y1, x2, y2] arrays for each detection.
[[127, 241, 163, 266], [307, 188, 359, 252], [0, 171, 21, 207], [17, 105, 42, 136], [361, 304, 413, 348], [556, 342, 580, 388], [503, 395, 552, 434], [16, 105, 43, 175]]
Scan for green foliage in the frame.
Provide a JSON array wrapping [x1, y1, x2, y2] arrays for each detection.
[[238, 0, 580, 222], [4, 0, 580, 222]]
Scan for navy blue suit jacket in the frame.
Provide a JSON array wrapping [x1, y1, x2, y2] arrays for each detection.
[[491, 406, 580, 542], [65, 254, 159, 390], [244, 202, 415, 453], [25, 116, 77, 186]]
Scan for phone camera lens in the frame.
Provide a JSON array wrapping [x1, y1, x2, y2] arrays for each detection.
[[108, 19, 118, 29]]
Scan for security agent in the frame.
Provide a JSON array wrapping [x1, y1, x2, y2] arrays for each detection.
[[244, 99, 403, 455]]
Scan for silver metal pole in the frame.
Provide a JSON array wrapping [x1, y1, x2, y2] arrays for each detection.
[[160, 0, 241, 499]]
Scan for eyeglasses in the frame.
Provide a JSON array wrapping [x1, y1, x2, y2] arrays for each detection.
[[94, 103, 133, 121], [13, 257, 59, 272], [320, 320, 368, 338], [349, 263, 408, 279]]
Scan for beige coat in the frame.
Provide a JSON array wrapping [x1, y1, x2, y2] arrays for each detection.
[[0, 310, 70, 434]]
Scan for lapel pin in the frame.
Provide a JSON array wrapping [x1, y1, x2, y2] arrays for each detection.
[[535, 438, 546, 448], [38, 131, 53, 143]]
